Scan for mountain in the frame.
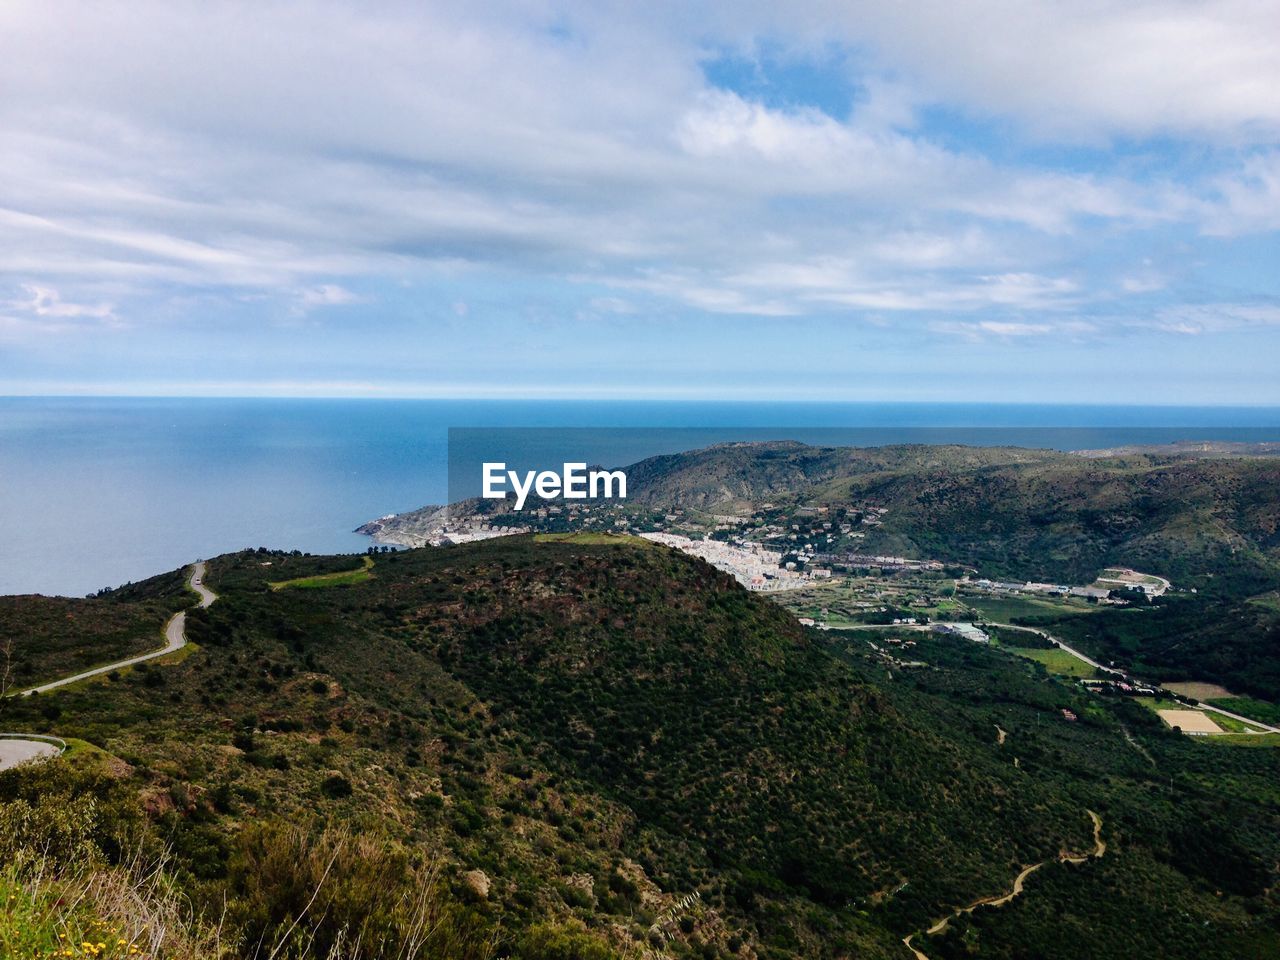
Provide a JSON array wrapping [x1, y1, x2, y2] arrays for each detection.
[[360, 442, 1280, 698], [616, 442, 1280, 585], [4, 535, 1278, 959], [621, 441, 1066, 513]]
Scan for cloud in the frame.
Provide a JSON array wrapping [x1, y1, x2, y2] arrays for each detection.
[[297, 284, 360, 310], [932, 319, 1058, 340], [0, 283, 119, 339], [0, 0, 1273, 367], [1146, 302, 1280, 335], [738, 0, 1280, 142], [1202, 153, 1280, 236], [15, 284, 114, 320]]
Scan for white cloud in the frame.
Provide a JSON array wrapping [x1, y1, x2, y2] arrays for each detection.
[[1147, 302, 1280, 334], [0, 0, 1272, 341], [0, 283, 119, 339], [16, 284, 114, 320], [297, 284, 359, 309], [1203, 153, 1280, 236], [736, 0, 1280, 142]]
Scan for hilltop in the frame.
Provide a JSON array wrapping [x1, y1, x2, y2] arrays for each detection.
[[3, 535, 1279, 959], [360, 442, 1280, 698]]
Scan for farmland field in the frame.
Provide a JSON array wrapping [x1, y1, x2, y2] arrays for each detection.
[[965, 594, 1099, 623], [1206, 696, 1280, 726], [1004, 646, 1100, 678], [1156, 709, 1223, 734], [1163, 681, 1234, 700]]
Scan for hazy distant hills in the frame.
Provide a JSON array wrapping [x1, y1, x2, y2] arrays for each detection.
[[621, 441, 1280, 586], [621, 441, 1063, 514], [358, 443, 1280, 698], [367, 440, 1280, 588]]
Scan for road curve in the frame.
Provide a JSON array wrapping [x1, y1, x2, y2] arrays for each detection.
[[903, 810, 1104, 959], [21, 562, 216, 696], [0, 736, 61, 771]]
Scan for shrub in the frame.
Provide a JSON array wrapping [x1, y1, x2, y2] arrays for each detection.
[[514, 920, 620, 960], [319, 774, 352, 799]]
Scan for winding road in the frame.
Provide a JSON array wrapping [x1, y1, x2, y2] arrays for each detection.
[[21, 562, 216, 697], [902, 810, 1105, 960]]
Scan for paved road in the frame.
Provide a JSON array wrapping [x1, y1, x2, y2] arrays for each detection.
[[21, 562, 216, 696], [189, 561, 216, 608], [1195, 700, 1280, 734], [0, 737, 59, 771], [989, 622, 1280, 734]]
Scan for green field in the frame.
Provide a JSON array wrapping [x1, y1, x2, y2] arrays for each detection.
[[1004, 646, 1101, 678], [1129, 696, 1170, 714], [965, 594, 1099, 623], [268, 555, 374, 590], [533, 532, 642, 545], [1246, 591, 1280, 614], [1206, 712, 1266, 733], [1204, 733, 1280, 748], [1208, 696, 1280, 726]]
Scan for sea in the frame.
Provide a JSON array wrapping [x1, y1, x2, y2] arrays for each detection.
[[3, 397, 1280, 597]]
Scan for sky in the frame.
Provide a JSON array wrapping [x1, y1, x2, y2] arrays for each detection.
[[1, 1, 1279, 404]]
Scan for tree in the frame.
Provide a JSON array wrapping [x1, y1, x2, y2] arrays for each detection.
[[0, 636, 17, 713]]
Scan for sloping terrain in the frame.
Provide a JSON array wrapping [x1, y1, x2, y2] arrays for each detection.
[[0, 567, 189, 691], [620, 443, 1280, 698], [3, 537, 1278, 959]]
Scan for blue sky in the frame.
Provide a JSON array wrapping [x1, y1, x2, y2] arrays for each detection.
[[1, 1, 1278, 403]]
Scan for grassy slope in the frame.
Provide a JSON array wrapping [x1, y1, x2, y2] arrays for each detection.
[[0, 568, 189, 688], [628, 444, 1280, 700], [1, 538, 1277, 960], [269, 555, 375, 590]]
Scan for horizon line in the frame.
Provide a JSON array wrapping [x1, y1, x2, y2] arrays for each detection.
[[4, 393, 1280, 410]]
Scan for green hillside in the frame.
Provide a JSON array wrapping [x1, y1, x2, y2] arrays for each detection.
[[619, 443, 1280, 698], [0, 566, 189, 690], [3, 538, 1278, 959], [624, 443, 1280, 587]]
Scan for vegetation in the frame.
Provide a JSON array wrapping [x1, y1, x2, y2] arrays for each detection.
[[1000, 646, 1100, 678], [1207, 696, 1280, 726], [620, 442, 1280, 699], [2, 536, 1278, 959], [0, 567, 188, 696], [269, 556, 375, 591]]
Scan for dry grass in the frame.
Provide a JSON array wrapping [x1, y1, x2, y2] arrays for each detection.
[[1, 852, 229, 960], [1162, 681, 1234, 700]]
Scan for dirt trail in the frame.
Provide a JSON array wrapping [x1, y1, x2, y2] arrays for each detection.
[[994, 725, 1007, 745], [902, 810, 1104, 958], [1120, 725, 1158, 769]]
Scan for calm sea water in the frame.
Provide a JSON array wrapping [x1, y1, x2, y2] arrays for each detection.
[[3, 397, 1279, 597]]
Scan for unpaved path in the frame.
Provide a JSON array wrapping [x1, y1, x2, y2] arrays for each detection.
[[902, 810, 1104, 958], [20, 562, 216, 696]]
